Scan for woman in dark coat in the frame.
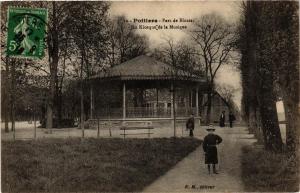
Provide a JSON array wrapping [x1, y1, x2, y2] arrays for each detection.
[[203, 126, 222, 174], [219, 111, 225, 127]]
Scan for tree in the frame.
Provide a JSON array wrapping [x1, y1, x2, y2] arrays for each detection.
[[263, 2, 299, 152], [45, 2, 66, 132], [159, 37, 198, 137], [190, 13, 235, 124], [107, 16, 149, 66], [254, 3, 283, 151], [4, 2, 78, 132], [216, 84, 238, 107], [1, 68, 10, 133], [54, 27, 77, 127], [216, 83, 240, 119], [64, 2, 109, 137], [104, 15, 150, 109], [1, 2, 36, 133], [0, 7, 10, 132], [237, 2, 263, 140], [162, 37, 180, 137], [28, 2, 82, 132], [237, 1, 288, 151]]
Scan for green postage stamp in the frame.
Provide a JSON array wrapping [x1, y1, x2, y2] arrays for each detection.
[[6, 7, 47, 59]]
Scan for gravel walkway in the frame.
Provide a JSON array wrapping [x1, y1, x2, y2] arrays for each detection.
[[143, 126, 257, 192]]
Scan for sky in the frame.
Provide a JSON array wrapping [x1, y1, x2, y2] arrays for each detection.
[[109, 1, 242, 109], [110, 1, 240, 46]]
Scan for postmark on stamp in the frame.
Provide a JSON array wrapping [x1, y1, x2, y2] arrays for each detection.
[[6, 7, 47, 59]]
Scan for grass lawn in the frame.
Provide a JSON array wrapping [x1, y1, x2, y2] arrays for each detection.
[[2, 137, 201, 192], [241, 145, 299, 192]]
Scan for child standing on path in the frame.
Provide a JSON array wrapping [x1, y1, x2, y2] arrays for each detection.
[[203, 125, 223, 174]]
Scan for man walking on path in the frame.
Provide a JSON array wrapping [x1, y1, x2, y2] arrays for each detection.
[[203, 125, 223, 174], [186, 114, 195, 137], [229, 111, 236, 128]]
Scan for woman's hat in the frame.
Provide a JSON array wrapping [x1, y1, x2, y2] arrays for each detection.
[[206, 124, 215, 131]]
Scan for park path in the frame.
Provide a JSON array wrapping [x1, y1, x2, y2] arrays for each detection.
[[143, 126, 257, 192]]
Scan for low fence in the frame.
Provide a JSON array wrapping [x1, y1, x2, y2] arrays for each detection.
[[1, 116, 202, 141], [95, 107, 198, 119]]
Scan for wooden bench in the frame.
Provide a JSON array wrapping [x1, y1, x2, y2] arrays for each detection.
[[120, 121, 154, 138], [96, 121, 121, 137]]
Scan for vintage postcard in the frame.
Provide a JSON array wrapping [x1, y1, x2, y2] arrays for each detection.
[[1, 1, 299, 193]]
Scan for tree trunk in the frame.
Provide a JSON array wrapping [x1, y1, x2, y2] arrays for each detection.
[[80, 36, 85, 138], [57, 89, 63, 127], [171, 83, 176, 137], [248, 106, 257, 134], [80, 67, 85, 137], [4, 97, 9, 133], [257, 84, 283, 151], [283, 94, 299, 153], [57, 44, 68, 127], [80, 81, 84, 137], [112, 42, 115, 66], [46, 71, 55, 131], [3, 60, 10, 133], [205, 87, 213, 125], [248, 106, 264, 143], [280, 8, 299, 153], [241, 88, 249, 126], [10, 59, 16, 134], [173, 89, 177, 137], [46, 2, 59, 131], [54, 72, 60, 128], [247, 37, 260, 134]]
